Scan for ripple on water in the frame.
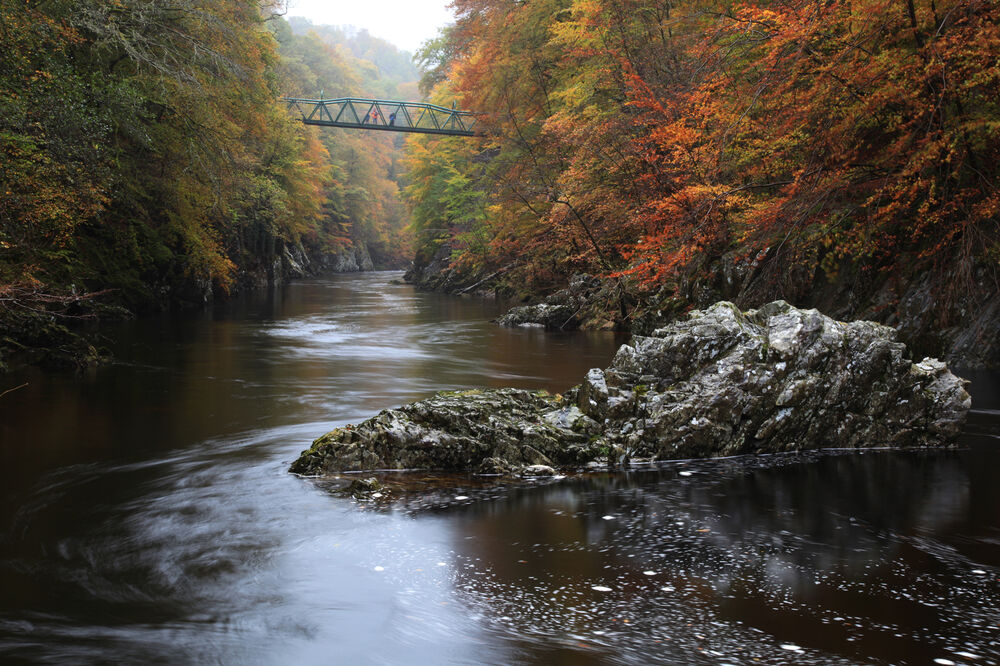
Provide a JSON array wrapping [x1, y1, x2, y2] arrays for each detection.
[[2, 274, 998, 665], [344, 450, 1000, 665]]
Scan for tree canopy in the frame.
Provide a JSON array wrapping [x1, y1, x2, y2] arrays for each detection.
[[406, 0, 999, 311], [0, 1, 415, 365]]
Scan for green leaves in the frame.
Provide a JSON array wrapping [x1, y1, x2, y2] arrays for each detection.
[[1, 2, 419, 312]]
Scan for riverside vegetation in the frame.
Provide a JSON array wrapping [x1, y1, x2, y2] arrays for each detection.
[[0, 4, 416, 369], [5, 0, 996, 370]]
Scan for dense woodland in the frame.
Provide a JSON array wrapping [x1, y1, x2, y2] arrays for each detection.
[[0, 1, 415, 367], [2, 0, 998, 368], [407, 0, 999, 354]]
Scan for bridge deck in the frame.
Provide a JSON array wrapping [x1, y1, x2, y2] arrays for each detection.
[[284, 97, 479, 137]]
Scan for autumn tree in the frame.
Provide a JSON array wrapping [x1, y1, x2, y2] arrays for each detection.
[[1, 2, 419, 365], [407, 0, 998, 326]]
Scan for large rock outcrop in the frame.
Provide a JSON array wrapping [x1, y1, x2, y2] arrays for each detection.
[[291, 301, 971, 476], [290, 388, 599, 475]]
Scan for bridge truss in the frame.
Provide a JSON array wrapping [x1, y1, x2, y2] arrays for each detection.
[[283, 97, 480, 137]]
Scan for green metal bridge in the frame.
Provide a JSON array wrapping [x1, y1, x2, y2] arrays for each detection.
[[284, 97, 480, 137]]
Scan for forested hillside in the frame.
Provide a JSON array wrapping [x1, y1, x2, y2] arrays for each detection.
[[275, 18, 416, 270], [287, 18, 421, 100], [0, 1, 415, 367], [405, 0, 999, 364]]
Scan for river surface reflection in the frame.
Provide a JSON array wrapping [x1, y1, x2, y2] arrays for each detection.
[[0, 272, 998, 665]]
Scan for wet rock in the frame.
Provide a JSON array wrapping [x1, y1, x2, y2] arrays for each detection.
[[343, 477, 383, 498], [578, 368, 609, 420], [290, 388, 593, 476], [603, 301, 971, 458], [522, 464, 556, 477], [497, 302, 578, 329], [497, 274, 612, 330], [477, 457, 514, 475], [292, 301, 971, 476]]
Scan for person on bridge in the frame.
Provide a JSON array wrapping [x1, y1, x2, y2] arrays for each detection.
[[362, 111, 371, 124], [389, 112, 397, 126]]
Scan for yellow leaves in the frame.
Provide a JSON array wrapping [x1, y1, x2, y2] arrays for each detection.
[[0, 0, 414, 303], [418, 0, 1000, 295]]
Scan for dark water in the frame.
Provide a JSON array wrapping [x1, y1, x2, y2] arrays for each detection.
[[1, 273, 998, 665]]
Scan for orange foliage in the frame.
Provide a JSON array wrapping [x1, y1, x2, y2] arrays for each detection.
[[410, 0, 999, 300]]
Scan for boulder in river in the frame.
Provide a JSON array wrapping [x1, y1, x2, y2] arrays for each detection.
[[291, 301, 971, 476], [290, 388, 599, 474]]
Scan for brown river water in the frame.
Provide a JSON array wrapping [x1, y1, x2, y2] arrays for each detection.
[[1, 271, 998, 665]]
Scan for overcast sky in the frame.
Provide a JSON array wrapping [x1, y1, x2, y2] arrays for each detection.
[[284, 0, 455, 53]]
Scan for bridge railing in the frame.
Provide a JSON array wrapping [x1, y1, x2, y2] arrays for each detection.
[[283, 97, 480, 137]]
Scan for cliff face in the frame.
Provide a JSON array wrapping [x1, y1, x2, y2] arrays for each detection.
[[233, 241, 375, 293], [489, 255, 999, 370]]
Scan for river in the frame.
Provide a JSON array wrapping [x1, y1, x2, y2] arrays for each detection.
[[1, 272, 998, 665]]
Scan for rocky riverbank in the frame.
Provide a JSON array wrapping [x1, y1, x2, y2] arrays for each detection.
[[411, 247, 999, 369], [291, 301, 971, 477], [402, 244, 502, 296], [496, 274, 623, 330]]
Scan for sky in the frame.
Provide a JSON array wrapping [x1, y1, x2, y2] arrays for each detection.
[[284, 0, 455, 53]]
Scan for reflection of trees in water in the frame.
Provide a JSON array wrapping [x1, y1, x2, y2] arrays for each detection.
[[452, 451, 974, 578], [443, 450, 995, 665], [682, 451, 971, 570]]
